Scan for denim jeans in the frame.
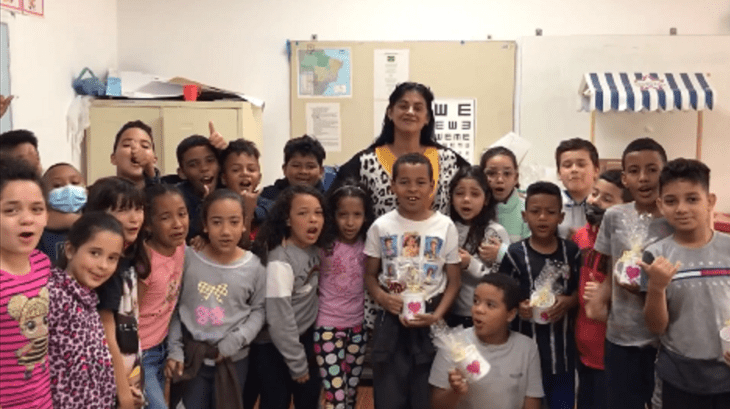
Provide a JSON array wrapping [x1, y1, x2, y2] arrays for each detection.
[[142, 342, 167, 409]]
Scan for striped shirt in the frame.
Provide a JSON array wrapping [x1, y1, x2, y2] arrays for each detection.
[[498, 238, 581, 375], [0, 250, 53, 409]]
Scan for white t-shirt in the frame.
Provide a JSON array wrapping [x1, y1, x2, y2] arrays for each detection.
[[364, 210, 460, 300], [429, 328, 544, 409]]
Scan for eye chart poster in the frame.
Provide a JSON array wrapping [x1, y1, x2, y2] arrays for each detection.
[[433, 99, 476, 163]]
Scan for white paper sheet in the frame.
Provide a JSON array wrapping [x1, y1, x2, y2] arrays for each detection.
[[373, 49, 409, 136], [489, 131, 532, 165], [306, 103, 341, 152]]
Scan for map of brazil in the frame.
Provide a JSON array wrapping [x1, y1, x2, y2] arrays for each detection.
[[298, 48, 352, 97]]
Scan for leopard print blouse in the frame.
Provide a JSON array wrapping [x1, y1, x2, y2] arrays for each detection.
[[334, 145, 468, 328]]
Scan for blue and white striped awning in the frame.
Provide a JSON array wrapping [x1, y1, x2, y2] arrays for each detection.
[[579, 72, 715, 112]]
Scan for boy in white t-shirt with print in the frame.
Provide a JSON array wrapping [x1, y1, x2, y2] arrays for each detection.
[[430, 273, 543, 409], [364, 152, 462, 409]]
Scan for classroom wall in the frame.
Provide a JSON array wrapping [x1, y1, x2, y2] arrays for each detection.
[[116, 0, 730, 210], [1, 0, 117, 172]]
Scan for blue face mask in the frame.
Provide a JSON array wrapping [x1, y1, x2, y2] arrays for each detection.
[[48, 185, 87, 213]]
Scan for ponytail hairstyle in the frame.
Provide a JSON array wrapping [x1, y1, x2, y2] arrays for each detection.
[[200, 188, 247, 247], [479, 146, 520, 189]]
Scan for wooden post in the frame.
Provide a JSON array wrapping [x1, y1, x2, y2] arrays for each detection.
[[696, 111, 703, 160], [590, 110, 596, 144]]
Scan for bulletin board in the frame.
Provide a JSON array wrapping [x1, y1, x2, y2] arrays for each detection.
[[289, 41, 516, 166]]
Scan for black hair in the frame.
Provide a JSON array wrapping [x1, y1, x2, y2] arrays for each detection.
[[525, 181, 563, 208], [219, 138, 261, 167], [56, 212, 124, 270], [621, 137, 668, 170], [176, 134, 218, 168], [370, 82, 440, 148], [659, 158, 711, 193], [86, 176, 149, 279], [392, 152, 433, 181], [449, 166, 497, 253], [477, 273, 524, 311], [479, 146, 520, 189], [0, 156, 44, 201], [136, 183, 187, 279], [598, 169, 633, 203], [251, 184, 333, 265], [284, 135, 326, 166], [86, 176, 145, 213], [0, 129, 39, 151], [555, 138, 599, 169], [113, 120, 154, 152], [199, 188, 246, 246], [42, 162, 76, 178], [41, 163, 81, 193], [325, 179, 375, 244]]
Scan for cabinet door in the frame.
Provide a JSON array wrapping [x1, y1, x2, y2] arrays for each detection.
[[87, 107, 162, 184], [160, 108, 239, 175]]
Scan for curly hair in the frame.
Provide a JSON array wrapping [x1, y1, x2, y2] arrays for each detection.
[[251, 184, 333, 265]]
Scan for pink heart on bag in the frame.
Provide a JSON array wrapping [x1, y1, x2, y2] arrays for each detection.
[[408, 301, 421, 315], [466, 360, 480, 374], [540, 312, 550, 321], [626, 266, 641, 280]]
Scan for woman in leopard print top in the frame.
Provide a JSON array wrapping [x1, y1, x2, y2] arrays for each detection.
[[334, 82, 468, 218], [333, 82, 468, 328]]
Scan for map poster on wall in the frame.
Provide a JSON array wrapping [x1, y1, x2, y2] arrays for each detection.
[[1, 0, 44, 16], [433, 99, 476, 163], [297, 47, 352, 98]]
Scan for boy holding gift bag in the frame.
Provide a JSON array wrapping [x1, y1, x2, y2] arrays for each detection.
[[640, 159, 730, 408], [590, 138, 674, 409], [429, 273, 544, 409], [364, 153, 461, 409], [497, 181, 580, 409]]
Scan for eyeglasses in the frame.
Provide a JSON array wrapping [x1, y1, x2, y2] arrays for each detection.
[[484, 170, 515, 180]]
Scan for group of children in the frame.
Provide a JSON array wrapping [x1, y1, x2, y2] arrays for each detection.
[[0, 119, 728, 409]]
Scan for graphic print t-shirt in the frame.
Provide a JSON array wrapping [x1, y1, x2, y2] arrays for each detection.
[[364, 210, 460, 300], [0, 250, 53, 409]]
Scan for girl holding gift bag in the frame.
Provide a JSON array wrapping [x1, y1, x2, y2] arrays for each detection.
[[314, 180, 374, 409]]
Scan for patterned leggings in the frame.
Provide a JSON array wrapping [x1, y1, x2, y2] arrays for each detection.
[[313, 324, 368, 409]]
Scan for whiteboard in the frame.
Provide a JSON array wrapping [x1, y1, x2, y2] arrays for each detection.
[[518, 35, 730, 211]]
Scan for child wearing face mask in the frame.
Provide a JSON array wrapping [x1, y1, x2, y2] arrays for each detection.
[[37, 163, 87, 265]]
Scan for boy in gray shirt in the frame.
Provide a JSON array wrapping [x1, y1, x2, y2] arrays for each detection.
[[430, 274, 543, 409], [641, 159, 730, 408], [592, 138, 673, 409]]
